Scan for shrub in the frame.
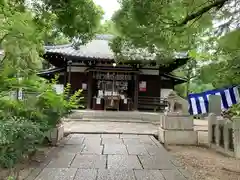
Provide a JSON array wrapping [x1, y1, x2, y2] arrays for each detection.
[[63, 83, 83, 112], [0, 95, 49, 131], [222, 103, 240, 119], [0, 74, 83, 169], [34, 75, 83, 128], [0, 75, 83, 130], [0, 117, 43, 168]]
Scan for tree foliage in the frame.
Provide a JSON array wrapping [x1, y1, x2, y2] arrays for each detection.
[[111, 0, 224, 60], [0, 0, 101, 173], [97, 20, 119, 35], [1, 0, 104, 48], [111, 0, 240, 94], [111, 0, 239, 64], [39, 0, 104, 42], [1, 2, 44, 74]]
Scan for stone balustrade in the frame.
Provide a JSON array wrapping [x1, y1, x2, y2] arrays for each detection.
[[208, 113, 240, 158]]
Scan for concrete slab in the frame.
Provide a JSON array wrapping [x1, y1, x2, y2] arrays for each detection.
[[81, 144, 103, 154], [81, 134, 101, 138], [69, 110, 160, 122], [138, 135, 155, 141], [103, 144, 128, 155], [123, 137, 156, 146], [58, 145, 84, 154], [134, 170, 165, 180], [97, 169, 136, 180], [138, 155, 175, 170], [65, 136, 84, 145], [107, 155, 142, 169], [101, 138, 123, 145], [120, 134, 140, 139], [101, 134, 120, 138], [35, 168, 77, 180], [83, 137, 101, 145], [70, 154, 106, 169], [144, 144, 170, 157], [74, 169, 97, 180], [126, 144, 149, 155], [46, 153, 76, 168], [122, 138, 142, 145], [64, 122, 158, 135]]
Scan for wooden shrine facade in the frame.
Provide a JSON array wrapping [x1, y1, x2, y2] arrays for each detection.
[[38, 34, 188, 112]]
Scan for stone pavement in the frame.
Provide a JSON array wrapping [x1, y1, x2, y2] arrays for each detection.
[[63, 121, 158, 135], [27, 134, 189, 180], [63, 120, 209, 146]]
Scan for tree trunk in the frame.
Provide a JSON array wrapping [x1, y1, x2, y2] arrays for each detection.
[[185, 68, 191, 97]]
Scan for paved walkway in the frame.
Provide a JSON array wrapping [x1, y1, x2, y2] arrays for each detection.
[[64, 121, 158, 135], [27, 134, 189, 180], [63, 120, 209, 146]]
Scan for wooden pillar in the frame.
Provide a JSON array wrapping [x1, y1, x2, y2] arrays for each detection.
[[133, 73, 139, 110], [159, 70, 162, 99], [64, 69, 67, 86], [67, 60, 72, 85], [87, 71, 93, 109], [172, 79, 175, 90]]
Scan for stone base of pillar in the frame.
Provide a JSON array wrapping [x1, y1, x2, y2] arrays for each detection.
[[45, 123, 64, 146], [159, 128, 197, 145], [159, 113, 197, 145]]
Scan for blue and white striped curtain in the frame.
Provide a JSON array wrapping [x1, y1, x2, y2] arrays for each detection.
[[188, 86, 240, 115]]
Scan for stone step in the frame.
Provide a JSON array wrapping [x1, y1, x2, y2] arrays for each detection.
[[68, 110, 161, 122], [64, 118, 160, 124]]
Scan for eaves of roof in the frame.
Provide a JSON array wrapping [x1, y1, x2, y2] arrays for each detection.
[[44, 34, 189, 61], [162, 73, 187, 84]]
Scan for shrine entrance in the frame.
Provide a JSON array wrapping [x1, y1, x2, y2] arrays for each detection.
[[87, 68, 139, 111]]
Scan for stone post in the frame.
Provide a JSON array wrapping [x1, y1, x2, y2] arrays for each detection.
[[215, 116, 225, 147], [209, 95, 222, 116], [215, 119, 220, 146], [224, 121, 231, 152], [208, 113, 216, 146], [232, 117, 240, 158]]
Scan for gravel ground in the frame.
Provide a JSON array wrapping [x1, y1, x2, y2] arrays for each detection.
[[168, 146, 240, 180]]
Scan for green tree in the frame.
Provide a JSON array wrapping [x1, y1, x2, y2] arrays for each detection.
[[97, 20, 119, 35], [110, 0, 240, 96], [111, 0, 239, 62], [0, 0, 104, 80]]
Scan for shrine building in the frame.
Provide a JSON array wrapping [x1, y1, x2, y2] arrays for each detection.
[[38, 34, 188, 112]]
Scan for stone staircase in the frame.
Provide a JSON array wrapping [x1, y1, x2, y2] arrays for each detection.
[[66, 110, 161, 124]]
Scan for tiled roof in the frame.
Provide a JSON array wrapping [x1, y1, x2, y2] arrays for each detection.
[[45, 34, 188, 61], [45, 35, 115, 60]]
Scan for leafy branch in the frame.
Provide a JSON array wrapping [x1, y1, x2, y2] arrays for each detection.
[[179, 0, 229, 26]]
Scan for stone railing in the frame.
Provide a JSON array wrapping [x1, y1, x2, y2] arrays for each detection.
[[208, 113, 240, 158]]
